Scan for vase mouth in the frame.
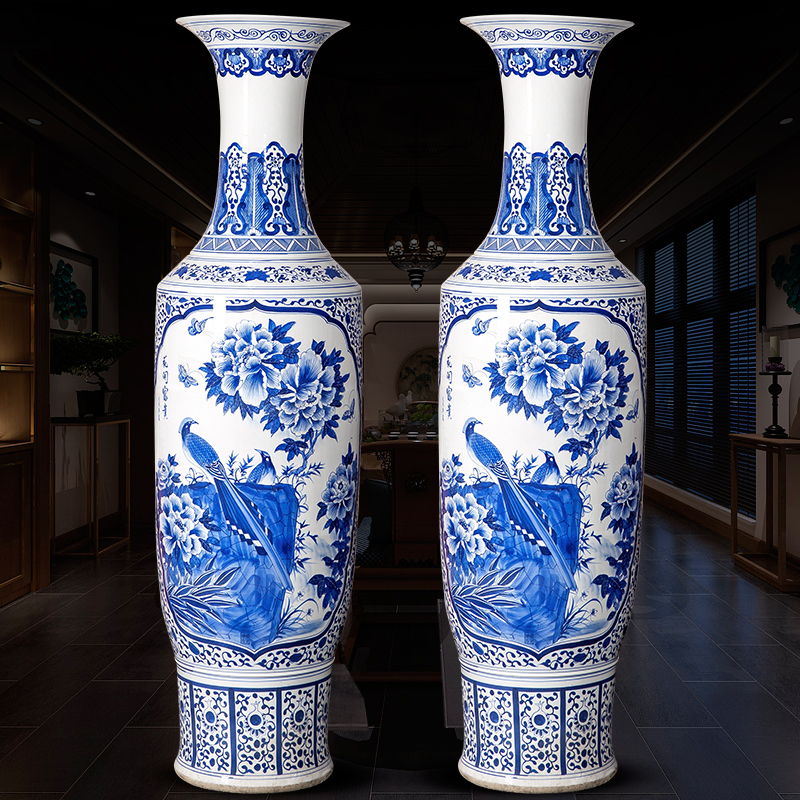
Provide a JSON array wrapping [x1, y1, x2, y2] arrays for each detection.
[[460, 14, 633, 28], [177, 14, 350, 28], [176, 14, 350, 45]]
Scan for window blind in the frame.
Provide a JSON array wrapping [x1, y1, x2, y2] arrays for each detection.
[[636, 189, 757, 516]]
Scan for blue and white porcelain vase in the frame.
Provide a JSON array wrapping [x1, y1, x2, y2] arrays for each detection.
[[438, 15, 643, 793], [154, 15, 361, 793]]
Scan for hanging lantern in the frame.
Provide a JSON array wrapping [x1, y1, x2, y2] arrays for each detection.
[[383, 186, 448, 291]]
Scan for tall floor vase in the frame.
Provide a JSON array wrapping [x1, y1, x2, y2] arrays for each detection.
[[438, 16, 644, 793], [154, 15, 361, 793]]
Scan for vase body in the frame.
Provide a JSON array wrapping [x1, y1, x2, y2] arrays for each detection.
[[154, 16, 360, 793], [439, 16, 643, 793]]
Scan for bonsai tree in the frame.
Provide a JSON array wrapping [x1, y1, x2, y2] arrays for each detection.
[[50, 331, 136, 392]]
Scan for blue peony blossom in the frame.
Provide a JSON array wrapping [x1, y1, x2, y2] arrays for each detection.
[[444, 492, 493, 568], [160, 492, 209, 566], [270, 348, 337, 437], [210, 320, 287, 408], [605, 463, 640, 523], [321, 463, 356, 523], [552, 349, 620, 437], [496, 319, 570, 407]]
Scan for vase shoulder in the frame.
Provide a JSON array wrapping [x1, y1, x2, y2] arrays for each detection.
[[159, 252, 360, 294], [442, 252, 643, 294]]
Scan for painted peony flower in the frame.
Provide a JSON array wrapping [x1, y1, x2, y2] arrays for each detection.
[[160, 492, 208, 564], [270, 349, 337, 436], [211, 320, 286, 408], [444, 492, 492, 566], [322, 463, 355, 522], [441, 455, 463, 491], [605, 463, 640, 522], [496, 320, 569, 407], [552, 349, 620, 437]]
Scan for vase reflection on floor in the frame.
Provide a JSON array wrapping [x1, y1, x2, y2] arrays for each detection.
[[438, 15, 644, 793]]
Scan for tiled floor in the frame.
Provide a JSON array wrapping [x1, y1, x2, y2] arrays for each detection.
[[2, 500, 800, 799]]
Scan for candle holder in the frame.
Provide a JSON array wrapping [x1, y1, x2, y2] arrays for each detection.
[[760, 363, 792, 438]]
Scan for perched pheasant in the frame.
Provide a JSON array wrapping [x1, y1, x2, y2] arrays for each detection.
[[179, 418, 290, 590], [462, 418, 577, 592]]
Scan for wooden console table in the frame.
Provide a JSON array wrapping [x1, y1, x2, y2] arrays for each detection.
[[51, 415, 131, 557], [730, 433, 800, 590]]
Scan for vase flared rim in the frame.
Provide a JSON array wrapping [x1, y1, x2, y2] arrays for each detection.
[[177, 14, 349, 32], [461, 14, 633, 31]]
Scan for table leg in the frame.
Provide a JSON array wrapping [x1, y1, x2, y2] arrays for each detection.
[[765, 445, 774, 552], [778, 445, 787, 587], [730, 442, 739, 556]]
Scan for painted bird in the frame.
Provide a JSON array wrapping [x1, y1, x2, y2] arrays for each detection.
[[531, 450, 561, 484], [463, 418, 577, 592], [179, 418, 290, 590], [247, 450, 277, 485]]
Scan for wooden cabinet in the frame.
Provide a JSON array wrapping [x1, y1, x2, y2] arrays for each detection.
[[0, 119, 48, 606]]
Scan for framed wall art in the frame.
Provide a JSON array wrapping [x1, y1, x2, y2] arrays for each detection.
[[49, 242, 97, 333], [761, 223, 800, 330]]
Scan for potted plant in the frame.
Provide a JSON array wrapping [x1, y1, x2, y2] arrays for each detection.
[[50, 331, 137, 416], [406, 401, 437, 434]]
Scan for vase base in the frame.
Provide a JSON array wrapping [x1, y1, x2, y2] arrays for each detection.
[[458, 758, 617, 794], [174, 760, 333, 794]]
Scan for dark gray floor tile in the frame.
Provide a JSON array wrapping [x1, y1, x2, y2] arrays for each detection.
[[0, 593, 81, 644], [667, 593, 778, 646], [771, 593, 800, 614], [49, 575, 157, 618], [38, 558, 142, 594], [665, 551, 735, 576], [388, 622, 440, 671], [375, 683, 462, 772], [603, 699, 673, 794], [614, 644, 717, 727], [117, 553, 159, 576], [689, 681, 800, 794], [721, 644, 800, 718], [0, 679, 160, 792], [372, 795, 472, 800], [583, 795, 677, 799], [637, 560, 714, 595], [0, 643, 128, 726], [0, 615, 97, 680], [96, 621, 175, 681], [373, 766, 469, 795], [630, 579, 683, 621], [75, 592, 164, 646], [749, 615, 800, 657], [62, 727, 177, 799], [641, 728, 781, 800], [634, 616, 753, 681], [0, 726, 34, 760], [621, 620, 650, 644], [128, 674, 179, 728], [692, 575, 797, 618]]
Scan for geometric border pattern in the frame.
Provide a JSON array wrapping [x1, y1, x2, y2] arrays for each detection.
[[460, 674, 615, 782], [176, 675, 331, 780]]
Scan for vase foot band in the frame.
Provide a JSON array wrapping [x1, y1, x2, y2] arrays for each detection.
[[459, 672, 616, 787], [177, 673, 332, 782], [459, 758, 617, 793], [174, 759, 333, 794]]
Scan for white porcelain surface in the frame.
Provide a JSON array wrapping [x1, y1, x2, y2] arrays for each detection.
[[154, 16, 360, 792], [439, 15, 642, 793]]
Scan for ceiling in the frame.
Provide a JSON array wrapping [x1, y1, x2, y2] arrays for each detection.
[[2, 3, 799, 285]]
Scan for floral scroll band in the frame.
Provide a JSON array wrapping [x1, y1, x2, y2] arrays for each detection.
[[210, 47, 315, 78], [493, 47, 599, 79]]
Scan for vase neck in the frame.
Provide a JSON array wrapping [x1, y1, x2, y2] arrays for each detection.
[[462, 16, 631, 257], [178, 16, 348, 256]]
